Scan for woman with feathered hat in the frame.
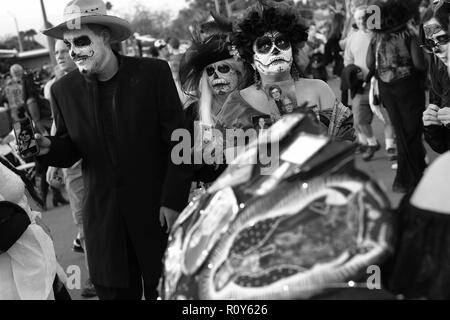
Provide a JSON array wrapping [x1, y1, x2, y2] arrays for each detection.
[[215, 0, 354, 146], [179, 29, 253, 185]]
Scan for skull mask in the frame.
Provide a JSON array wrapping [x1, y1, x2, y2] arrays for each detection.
[[206, 61, 239, 96], [63, 26, 109, 76], [423, 18, 450, 66], [253, 31, 293, 76]]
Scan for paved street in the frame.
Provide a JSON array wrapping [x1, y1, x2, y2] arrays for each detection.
[[39, 78, 440, 300]]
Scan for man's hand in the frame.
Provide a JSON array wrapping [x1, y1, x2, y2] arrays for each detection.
[[34, 133, 52, 155], [423, 104, 441, 126], [437, 107, 450, 126], [159, 206, 179, 234]]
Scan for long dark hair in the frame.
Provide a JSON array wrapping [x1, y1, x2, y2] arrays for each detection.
[[0, 156, 45, 208], [328, 13, 345, 40]]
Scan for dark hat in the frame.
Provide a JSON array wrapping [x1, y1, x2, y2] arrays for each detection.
[[179, 34, 232, 95], [371, 0, 414, 33], [41, 0, 133, 43], [0, 201, 31, 252]]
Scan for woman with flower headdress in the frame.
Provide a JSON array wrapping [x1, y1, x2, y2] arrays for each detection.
[[179, 30, 253, 187], [215, 0, 354, 150]]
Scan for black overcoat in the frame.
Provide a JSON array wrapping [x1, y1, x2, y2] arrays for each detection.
[[42, 55, 193, 287]]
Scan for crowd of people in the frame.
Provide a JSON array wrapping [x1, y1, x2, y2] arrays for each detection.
[[1, 0, 450, 300]]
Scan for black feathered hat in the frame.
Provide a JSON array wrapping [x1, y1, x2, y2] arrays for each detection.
[[371, 0, 414, 33]]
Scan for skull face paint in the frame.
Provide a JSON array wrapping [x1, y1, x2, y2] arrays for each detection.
[[253, 31, 293, 76], [206, 62, 239, 96], [423, 18, 450, 66], [63, 27, 108, 75]]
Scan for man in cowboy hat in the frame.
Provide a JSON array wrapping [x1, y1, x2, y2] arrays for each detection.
[[37, 0, 193, 300], [45, 39, 97, 298]]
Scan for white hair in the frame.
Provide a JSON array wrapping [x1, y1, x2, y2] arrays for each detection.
[[198, 70, 215, 127]]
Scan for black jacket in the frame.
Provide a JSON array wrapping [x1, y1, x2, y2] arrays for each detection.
[[41, 55, 193, 287], [340, 64, 365, 99]]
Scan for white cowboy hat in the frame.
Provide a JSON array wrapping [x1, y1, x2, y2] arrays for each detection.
[[42, 0, 133, 43]]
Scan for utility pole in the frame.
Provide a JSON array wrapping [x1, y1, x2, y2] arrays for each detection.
[[40, 0, 57, 66], [225, 0, 232, 17], [214, 0, 221, 14], [8, 12, 24, 52]]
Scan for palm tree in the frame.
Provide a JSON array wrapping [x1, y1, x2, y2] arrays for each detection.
[[27, 29, 37, 42]]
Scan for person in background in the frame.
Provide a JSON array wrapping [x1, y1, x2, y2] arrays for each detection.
[[9, 64, 52, 134], [324, 12, 345, 78], [385, 2, 450, 300], [367, 0, 427, 193], [5, 64, 68, 210], [306, 52, 329, 82], [44, 39, 97, 298], [168, 37, 181, 57], [154, 39, 170, 61], [386, 150, 450, 299], [167, 37, 189, 106], [344, 5, 381, 161], [304, 24, 327, 58]]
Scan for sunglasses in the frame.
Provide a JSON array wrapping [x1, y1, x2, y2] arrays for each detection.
[[206, 64, 231, 77], [421, 34, 450, 53], [255, 34, 290, 54]]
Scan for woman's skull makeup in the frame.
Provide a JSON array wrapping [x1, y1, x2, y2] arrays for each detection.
[[423, 18, 450, 66], [63, 26, 109, 75], [253, 31, 293, 76], [206, 61, 239, 96]]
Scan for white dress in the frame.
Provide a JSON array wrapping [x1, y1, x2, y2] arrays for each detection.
[[0, 163, 57, 300]]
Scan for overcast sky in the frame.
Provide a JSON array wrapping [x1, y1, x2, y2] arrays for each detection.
[[0, 0, 188, 38]]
